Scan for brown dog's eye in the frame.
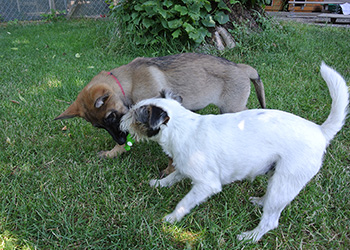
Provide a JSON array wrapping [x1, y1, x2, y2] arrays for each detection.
[[104, 111, 122, 126]]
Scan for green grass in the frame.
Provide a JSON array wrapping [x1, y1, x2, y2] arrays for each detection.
[[0, 18, 350, 249]]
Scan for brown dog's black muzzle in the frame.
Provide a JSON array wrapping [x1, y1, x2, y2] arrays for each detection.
[[96, 111, 128, 145], [104, 126, 128, 145]]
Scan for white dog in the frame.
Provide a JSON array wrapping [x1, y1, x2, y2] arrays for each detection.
[[120, 63, 348, 242]]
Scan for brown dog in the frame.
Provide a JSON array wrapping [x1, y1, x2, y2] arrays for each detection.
[[55, 53, 265, 173]]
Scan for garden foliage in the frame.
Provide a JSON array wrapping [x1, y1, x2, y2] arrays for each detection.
[[107, 0, 240, 45]]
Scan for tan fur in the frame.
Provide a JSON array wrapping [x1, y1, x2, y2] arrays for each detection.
[[55, 53, 266, 173]]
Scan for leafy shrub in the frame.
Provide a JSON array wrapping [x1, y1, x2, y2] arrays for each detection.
[[107, 0, 239, 46], [40, 9, 66, 22]]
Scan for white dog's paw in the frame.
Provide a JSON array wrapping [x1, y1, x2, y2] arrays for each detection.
[[163, 206, 188, 223], [163, 212, 179, 224], [149, 179, 160, 187], [249, 196, 264, 207], [237, 230, 259, 243]]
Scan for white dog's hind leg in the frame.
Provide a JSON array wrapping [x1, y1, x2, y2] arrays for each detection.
[[150, 170, 184, 188], [238, 160, 321, 242], [164, 181, 222, 223]]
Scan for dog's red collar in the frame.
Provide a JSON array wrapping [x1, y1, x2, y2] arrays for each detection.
[[108, 72, 125, 97]]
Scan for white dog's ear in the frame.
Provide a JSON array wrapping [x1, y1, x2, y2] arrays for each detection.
[[136, 105, 170, 137], [159, 89, 183, 103]]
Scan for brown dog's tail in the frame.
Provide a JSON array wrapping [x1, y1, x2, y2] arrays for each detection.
[[237, 64, 266, 109], [251, 77, 266, 109]]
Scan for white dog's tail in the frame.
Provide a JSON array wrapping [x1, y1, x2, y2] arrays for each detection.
[[320, 62, 349, 144]]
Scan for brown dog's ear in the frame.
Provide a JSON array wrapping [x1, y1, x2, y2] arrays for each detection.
[[54, 101, 81, 120], [94, 93, 109, 108]]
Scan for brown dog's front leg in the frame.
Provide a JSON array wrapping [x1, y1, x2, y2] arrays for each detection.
[[160, 157, 176, 178], [98, 144, 127, 158]]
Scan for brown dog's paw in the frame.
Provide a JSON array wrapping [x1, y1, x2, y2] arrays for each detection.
[[98, 150, 118, 159], [98, 144, 127, 159], [159, 169, 167, 178], [159, 164, 175, 178]]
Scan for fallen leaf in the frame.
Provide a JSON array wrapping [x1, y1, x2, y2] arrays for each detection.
[[10, 100, 20, 104], [62, 126, 67, 131], [6, 137, 13, 145]]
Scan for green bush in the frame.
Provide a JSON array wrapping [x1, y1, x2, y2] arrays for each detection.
[[40, 9, 66, 22], [107, 0, 239, 46]]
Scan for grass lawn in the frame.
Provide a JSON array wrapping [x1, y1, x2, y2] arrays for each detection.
[[0, 18, 349, 249]]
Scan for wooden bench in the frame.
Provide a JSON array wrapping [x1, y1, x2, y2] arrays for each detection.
[[318, 13, 350, 23], [288, 1, 346, 12]]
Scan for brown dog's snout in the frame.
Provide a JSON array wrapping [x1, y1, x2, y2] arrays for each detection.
[[105, 127, 127, 145], [93, 123, 104, 128], [99, 111, 128, 145]]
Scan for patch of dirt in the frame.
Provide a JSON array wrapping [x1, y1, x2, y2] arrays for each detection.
[[226, 3, 265, 31]]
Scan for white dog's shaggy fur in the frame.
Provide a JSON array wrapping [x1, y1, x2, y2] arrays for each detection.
[[120, 63, 348, 242]]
